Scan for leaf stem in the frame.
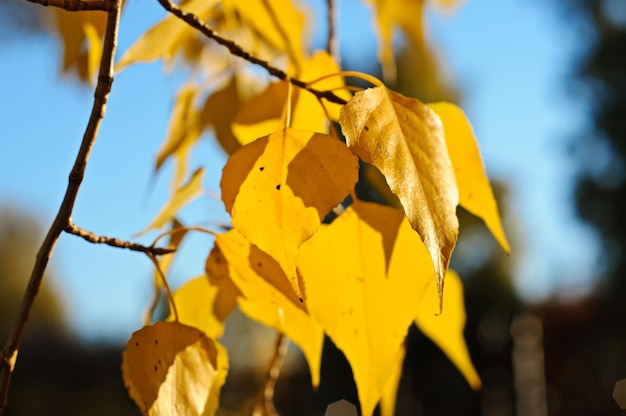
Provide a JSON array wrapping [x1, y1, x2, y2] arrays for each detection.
[[253, 333, 289, 416], [146, 252, 179, 322], [0, 0, 122, 412], [155, 0, 348, 105]]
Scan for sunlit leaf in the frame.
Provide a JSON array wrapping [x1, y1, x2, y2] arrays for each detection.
[[221, 127, 358, 298], [215, 230, 324, 386], [122, 321, 228, 416], [339, 86, 459, 309], [202, 76, 245, 155], [225, 0, 306, 68], [168, 276, 227, 339], [205, 245, 242, 324], [428, 102, 510, 253], [154, 83, 203, 190], [138, 168, 204, 236], [298, 200, 433, 416], [83, 22, 102, 84], [232, 51, 346, 145], [379, 343, 405, 416], [116, 0, 219, 70], [415, 269, 481, 390]]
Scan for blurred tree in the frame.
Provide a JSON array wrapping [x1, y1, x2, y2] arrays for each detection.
[[0, 204, 66, 341], [543, 0, 626, 413]]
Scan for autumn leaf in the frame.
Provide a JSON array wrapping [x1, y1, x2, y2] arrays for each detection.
[[379, 344, 405, 416], [53, 9, 106, 82], [232, 51, 347, 145], [224, 0, 307, 68], [117, 0, 219, 70], [428, 102, 510, 253], [298, 200, 433, 416], [168, 276, 227, 339], [339, 86, 459, 310], [214, 230, 324, 386], [221, 127, 358, 298], [205, 245, 242, 324], [122, 321, 228, 416], [137, 168, 204, 236], [415, 269, 481, 389]]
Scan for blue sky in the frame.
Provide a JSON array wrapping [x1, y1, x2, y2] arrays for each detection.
[[0, 0, 598, 342]]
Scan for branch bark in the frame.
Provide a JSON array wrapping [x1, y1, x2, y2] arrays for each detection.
[[155, 0, 347, 106], [0, 0, 122, 412], [253, 333, 289, 416], [25, 0, 113, 11], [65, 222, 176, 255]]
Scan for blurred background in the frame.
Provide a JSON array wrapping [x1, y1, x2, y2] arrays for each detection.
[[1, 0, 626, 414]]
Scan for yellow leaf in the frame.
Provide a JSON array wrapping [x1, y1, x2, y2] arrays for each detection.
[[205, 245, 242, 323], [122, 321, 228, 416], [428, 102, 510, 253], [116, 0, 219, 70], [215, 230, 324, 386], [339, 86, 459, 310], [53, 9, 107, 82], [221, 127, 358, 298], [232, 51, 346, 145], [155, 84, 203, 189], [298, 200, 433, 416], [415, 269, 481, 390], [202, 76, 245, 155], [225, 0, 306, 68], [380, 344, 405, 416], [168, 276, 227, 339], [83, 22, 102, 84], [138, 168, 204, 236]]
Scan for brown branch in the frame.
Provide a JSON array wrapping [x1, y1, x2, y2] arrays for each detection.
[[253, 333, 289, 416], [325, 0, 339, 64], [65, 222, 176, 255], [0, 0, 122, 413], [25, 0, 113, 11], [155, 0, 347, 106]]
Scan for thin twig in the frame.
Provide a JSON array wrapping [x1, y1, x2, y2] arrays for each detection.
[[325, 0, 339, 64], [253, 333, 289, 416], [155, 0, 347, 106], [25, 0, 113, 10], [0, 0, 122, 412], [65, 222, 176, 255]]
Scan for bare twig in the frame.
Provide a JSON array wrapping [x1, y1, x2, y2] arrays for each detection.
[[253, 333, 289, 416], [155, 0, 347, 106], [325, 0, 339, 64], [0, 0, 122, 412], [65, 222, 175, 255], [25, 0, 113, 11]]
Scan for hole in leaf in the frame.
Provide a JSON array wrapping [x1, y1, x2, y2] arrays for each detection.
[[259, 167, 265, 171], [276, 184, 281, 190]]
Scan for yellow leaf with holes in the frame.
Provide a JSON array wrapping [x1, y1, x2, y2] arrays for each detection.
[[415, 269, 481, 390], [221, 127, 358, 298], [225, 0, 306, 68], [155, 84, 202, 188], [232, 51, 346, 145], [168, 276, 227, 339], [428, 102, 510, 253], [298, 200, 433, 416], [116, 0, 219, 70], [122, 321, 228, 416], [215, 230, 324, 386], [379, 343, 405, 416], [339, 86, 459, 310], [138, 168, 204, 236]]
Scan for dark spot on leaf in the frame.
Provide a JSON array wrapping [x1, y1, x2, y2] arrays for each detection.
[[364, 125, 369, 131], [257, 261, 262, 267], [154, 339, 158, 345], [276, 184, 281, 190], [259, 166, 265, 171], [299, 297, 303, 303], [158, 359, 162, 364], [154, 365, 158, 371], [135, 342, 139, 347]]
